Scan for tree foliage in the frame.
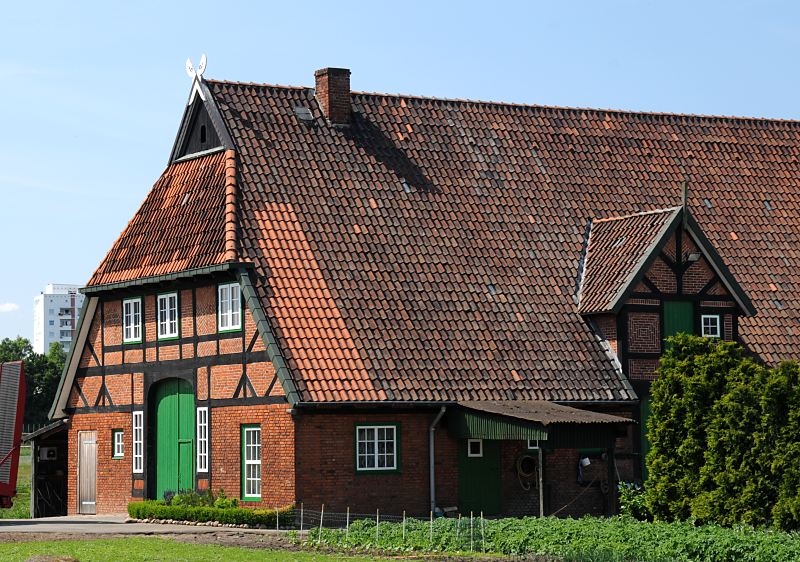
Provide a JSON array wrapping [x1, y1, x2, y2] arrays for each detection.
[[0, 337, 65, 425], [645, 333, 800, 530]]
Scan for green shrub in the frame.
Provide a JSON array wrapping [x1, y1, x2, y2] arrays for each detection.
[[171, 489, 215, 507], [618, 482, 649, 520], [212, 489, 238, 509], [645, 335, 800, 531], [127, 500, 294, 527], [309, 515, 800, 561]]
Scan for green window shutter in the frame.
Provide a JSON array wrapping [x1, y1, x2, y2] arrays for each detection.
[[664, 301, 694, 338]]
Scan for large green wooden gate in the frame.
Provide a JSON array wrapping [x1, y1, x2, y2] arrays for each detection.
[[154, 378, 195, 499], [458, 440, 502, 515]]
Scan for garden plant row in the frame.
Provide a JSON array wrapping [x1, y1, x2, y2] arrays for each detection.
[[309, 515, 800, 562]]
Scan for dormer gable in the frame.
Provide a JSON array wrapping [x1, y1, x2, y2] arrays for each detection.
[[578, 206, 755, 317]]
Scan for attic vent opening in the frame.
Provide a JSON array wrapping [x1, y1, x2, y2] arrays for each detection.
[[487, 284, 497, 296], [200, 125, 207, 144], [181, 192, 191, 207], [764, 200, 773, 211], [611, 236, 627, 248], [703, 198, 713, 209]]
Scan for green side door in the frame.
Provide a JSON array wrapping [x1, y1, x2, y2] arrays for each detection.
[[458, 440, 502, 515], [154, 378, 195, 499]]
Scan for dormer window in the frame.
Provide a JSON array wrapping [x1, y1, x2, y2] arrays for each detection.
[[701, 314, 721, 338]]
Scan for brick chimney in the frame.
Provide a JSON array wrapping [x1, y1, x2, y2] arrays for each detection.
[[315, 67, 351, 125]]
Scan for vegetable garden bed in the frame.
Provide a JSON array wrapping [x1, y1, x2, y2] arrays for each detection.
[[309, 515, 800, 562]]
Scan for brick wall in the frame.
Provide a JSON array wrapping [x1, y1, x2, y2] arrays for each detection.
[[295, 411, 613, 518], [544, 448, 607, 518], [594, 314, 617, 354], [67, 412, 134, 514], [295, 411, 440, 516], [210, 404, 295, 507]]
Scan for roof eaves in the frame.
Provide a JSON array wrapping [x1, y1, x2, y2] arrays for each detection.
[[83, 262, 251, 295]]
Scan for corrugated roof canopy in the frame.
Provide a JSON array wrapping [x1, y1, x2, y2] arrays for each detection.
[[457, 401, 633, 427]]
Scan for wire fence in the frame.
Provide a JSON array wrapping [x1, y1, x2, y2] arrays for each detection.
[[295, 504, 489, 552], [293, 504, 492, 553]]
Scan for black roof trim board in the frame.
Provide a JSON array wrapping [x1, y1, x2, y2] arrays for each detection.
[[82, 262, 251, 295], [49, 297, 98, 420], [236, 267, 300, 405], [168, 77, 235, 164]]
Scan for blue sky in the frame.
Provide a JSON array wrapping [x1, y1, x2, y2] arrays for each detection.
[[0, 0, 797, 341]]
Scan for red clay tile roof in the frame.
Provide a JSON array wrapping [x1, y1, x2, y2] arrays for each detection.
[[88, 150, 236, 286], [93, 76, 800, 402], [578, 208, 680, 314]]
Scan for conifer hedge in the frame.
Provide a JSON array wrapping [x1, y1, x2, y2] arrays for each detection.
[[645, 334, 800, 530]]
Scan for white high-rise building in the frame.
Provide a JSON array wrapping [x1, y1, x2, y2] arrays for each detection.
[[33, 284, 85, 354]]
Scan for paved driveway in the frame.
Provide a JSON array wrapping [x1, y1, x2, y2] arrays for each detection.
[[0, 515, 283, 535]]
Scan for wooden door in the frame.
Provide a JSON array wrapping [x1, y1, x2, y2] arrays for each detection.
[[154, 378, 195, 499], [458, 440, 502, 515], [77, 431, 97, 514]]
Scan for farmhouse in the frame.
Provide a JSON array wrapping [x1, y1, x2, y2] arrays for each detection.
[[42, 64, 797, 518]]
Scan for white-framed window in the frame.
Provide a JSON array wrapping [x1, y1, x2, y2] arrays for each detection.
[[527, 439, 540, 450], [701, 314, 721, 338], [197, 407, 209, 473], [122, 298, 142, 343], [113, 430, 124, 458], [132, 411, 143, 473], [157, 293, 179, 339], [241, 425, 261, 499], [467, 438, 483, 457], [356, 425, 397, 471], [218, 282, 241, 332]]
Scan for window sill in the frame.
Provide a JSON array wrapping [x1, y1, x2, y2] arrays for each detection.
[[217, 327, 242, 334], [355, 468, 400, 475], [241, 496, 262, 502], [157, 335, 180, 342], [122, 340, 142, 346], [112, 456, 124, 460]]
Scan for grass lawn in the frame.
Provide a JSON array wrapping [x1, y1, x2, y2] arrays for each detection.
[[0, 537, 374, 562], [0, 445, 30, 519]]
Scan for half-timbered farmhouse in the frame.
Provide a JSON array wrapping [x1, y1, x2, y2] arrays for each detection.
[[41, 64, 800, 518]]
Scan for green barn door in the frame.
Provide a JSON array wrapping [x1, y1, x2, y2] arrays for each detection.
[[458, 440, 502, 515], [154, 378, 195, 499]]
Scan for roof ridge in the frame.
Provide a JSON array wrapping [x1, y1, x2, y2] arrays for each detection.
[[204, 77, 800, 126], [593, 206, 681, 224]]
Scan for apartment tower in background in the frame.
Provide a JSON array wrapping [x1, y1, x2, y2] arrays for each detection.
[[33, 284, 85, 354]]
